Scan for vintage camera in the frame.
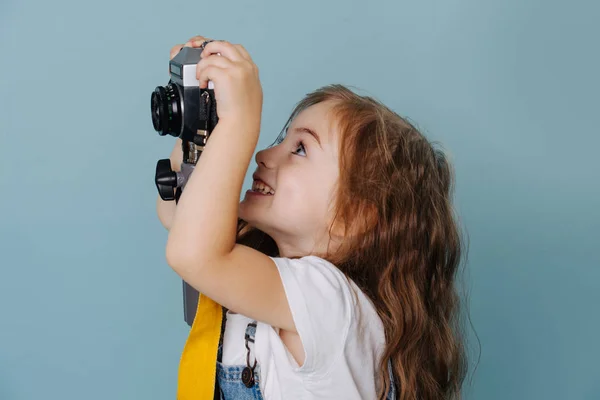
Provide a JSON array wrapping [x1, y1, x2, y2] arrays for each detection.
[[151, 45, 219, 202], [150, 44, 219, 327]]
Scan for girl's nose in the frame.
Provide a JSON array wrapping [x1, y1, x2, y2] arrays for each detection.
[[255, 147, 277, 169]]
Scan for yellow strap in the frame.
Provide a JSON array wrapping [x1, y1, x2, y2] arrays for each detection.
[[177, 293, 223, 400]]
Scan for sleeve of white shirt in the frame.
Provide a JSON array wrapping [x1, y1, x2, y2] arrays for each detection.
[[269, 255, 354, 377]]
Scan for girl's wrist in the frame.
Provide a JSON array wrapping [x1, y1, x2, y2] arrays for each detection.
[[217, 116, 261, 138]]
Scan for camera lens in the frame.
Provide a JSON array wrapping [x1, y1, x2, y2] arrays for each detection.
[[151, 83, 182, 136]]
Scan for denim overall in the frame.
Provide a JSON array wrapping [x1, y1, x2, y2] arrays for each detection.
[[213, 308, 398, 400]]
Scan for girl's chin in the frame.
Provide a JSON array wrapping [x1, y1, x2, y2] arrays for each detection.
[[238, 204, 261, 223]]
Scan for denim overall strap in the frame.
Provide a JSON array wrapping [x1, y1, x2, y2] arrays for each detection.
[[216, 307, 227, 363], [216, 317, 264, 400], [386, 357, 398, 399], [213, 307, 228, 400]]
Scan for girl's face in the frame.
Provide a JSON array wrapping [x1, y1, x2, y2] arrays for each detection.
[[238, 101, 342, 258]]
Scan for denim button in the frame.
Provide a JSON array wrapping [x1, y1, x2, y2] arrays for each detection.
[[242, 366, 255, 388]]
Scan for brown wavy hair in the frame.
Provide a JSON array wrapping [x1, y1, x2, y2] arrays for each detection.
[[235, 84, 470, 400]]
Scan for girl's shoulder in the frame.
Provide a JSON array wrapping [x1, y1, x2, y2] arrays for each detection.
[[264, 254, 386, 378], [270, 254, 379, 320]]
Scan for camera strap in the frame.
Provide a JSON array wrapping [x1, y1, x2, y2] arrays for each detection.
[[201, 89, 219, 134], [193, 91, 211, 148]]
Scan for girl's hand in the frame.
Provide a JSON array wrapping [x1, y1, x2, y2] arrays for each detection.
[[196, 40, 263, 129], [169, 35, 214, 61]]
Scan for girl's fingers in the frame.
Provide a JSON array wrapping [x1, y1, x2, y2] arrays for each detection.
[[201, 40, 244, 63], [196, 54, 233, 87], [233, 44, 251, 62], [170, 44, 185, 60], [196, 65, 225, 89], [171, 36, 252, 80], [169, 36, 211, 72], [170, 36, 212, 61], [197, 52, 233, 74], [185, 36, 213, 48]]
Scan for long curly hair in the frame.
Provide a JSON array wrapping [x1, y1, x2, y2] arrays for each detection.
[[236, 84, 471, 400]]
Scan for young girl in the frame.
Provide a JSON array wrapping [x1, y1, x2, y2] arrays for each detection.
[[157, 36, 468, 400]]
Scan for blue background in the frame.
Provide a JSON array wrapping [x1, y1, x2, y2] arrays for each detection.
[[1, 0, 598, 398]]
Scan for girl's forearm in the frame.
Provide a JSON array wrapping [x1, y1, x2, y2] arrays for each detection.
[[166, 119, 260, 270]]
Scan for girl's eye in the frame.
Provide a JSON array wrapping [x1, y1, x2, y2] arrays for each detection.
[[292, 140, 306, 156]]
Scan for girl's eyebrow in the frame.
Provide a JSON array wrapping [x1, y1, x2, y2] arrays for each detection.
[[291, 127, 322, 149]]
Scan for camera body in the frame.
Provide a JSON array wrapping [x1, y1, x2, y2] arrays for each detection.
[[151, 46, 219, 144], [151, 45, 219, 204], [150, 45, 219, 327]]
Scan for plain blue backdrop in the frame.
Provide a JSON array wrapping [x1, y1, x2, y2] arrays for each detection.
[[1, 0, 598, 399]]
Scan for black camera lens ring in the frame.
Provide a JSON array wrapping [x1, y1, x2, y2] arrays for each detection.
[[151, 83, 182, 137], [151, 86, 168, 135]]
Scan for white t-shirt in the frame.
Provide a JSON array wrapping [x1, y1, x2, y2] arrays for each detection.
[[220, 255, 387, 399]]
